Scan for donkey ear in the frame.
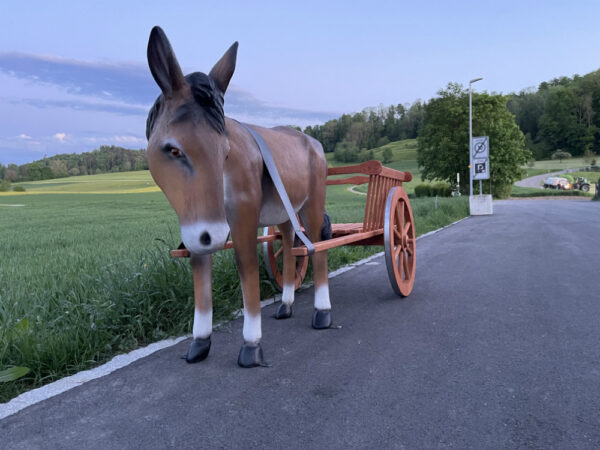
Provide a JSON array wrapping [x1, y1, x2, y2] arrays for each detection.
[[209, 42, 238, 94], [147, 26, 186, 98]]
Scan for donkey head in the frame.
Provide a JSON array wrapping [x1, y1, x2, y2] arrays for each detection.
[[146, 26, 238, 255]]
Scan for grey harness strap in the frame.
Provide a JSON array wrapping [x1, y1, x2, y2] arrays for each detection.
[[238, 122, 315, 256]]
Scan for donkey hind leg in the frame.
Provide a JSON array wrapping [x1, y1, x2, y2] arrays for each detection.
[[274, 220, 296, 320], [300, 209, 332, 330], [186, 254, 213, 363], [232, 225, 270, 368]]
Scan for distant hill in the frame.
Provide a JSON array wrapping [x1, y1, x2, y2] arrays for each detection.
[[0, 146, 147, 183]]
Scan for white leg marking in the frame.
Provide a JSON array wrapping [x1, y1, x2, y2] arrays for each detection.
[[314, 285, 331, 310], [242, 308, 262, 344], [193, 308, 212, 339], [282, 283, 295, 306]]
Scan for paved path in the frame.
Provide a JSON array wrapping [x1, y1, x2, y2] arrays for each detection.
[[2, 200, 600, 449]]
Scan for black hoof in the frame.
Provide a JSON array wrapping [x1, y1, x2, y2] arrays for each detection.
[[238, 342, 270, 368], [274, 302, 293, 319], [312, 309, 332, 329], [185, 337, 211, 363]]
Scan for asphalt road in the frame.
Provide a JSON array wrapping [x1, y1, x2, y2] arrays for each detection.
[[2, 199, 600, 449]]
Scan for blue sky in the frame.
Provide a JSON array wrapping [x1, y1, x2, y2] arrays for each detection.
[[1, 0, 600, 165]]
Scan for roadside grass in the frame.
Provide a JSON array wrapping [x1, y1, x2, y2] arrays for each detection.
[[1, 166, 468, 402]]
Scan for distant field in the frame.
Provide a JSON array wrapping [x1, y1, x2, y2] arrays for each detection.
[[6, 171, 159, 194], [326, 139, 422, 195], [525, 157, 591, 171]]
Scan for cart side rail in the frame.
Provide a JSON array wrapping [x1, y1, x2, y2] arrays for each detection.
[[327, 160, 412, 231]]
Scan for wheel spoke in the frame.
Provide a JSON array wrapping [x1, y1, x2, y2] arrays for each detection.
[[404, 252, 410, 280], [397, 248, 404, 273], [399, 201, 405, 228], [394, 244, 402, 259], [394, 229, 402, 241], [404, 221, 411, 235], [274, 247, 283, 259], [396, 207, 404, 231]]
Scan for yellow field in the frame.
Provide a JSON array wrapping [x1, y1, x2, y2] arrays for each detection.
[[3, 171, 160, 195]]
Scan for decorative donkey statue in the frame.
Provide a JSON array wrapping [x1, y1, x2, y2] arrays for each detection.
[[146, 26, 332, 367]]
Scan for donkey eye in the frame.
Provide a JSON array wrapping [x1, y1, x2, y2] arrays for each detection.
[[170, 147, 182, 158]]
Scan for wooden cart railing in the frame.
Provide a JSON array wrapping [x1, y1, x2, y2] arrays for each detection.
[[290, 160, 412, 256]]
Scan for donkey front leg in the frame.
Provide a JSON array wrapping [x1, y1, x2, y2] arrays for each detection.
[[232, 228, 269, 368], [185, 254, 213, 363]]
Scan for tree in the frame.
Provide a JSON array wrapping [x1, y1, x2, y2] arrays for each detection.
[[418, 83, 530, 198], [333, 141, 360, 162], [551, 149, 572, 163], [382, 147, 393, 163]]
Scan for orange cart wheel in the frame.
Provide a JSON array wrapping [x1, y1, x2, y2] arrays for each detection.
[[384, 187, 416, 297], [262, 226, 309, 291]]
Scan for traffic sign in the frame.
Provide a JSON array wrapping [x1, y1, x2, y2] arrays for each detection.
[[472, 136, 489, 159]]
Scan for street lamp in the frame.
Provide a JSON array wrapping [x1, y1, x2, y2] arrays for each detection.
[[469, 77, 482, 198]]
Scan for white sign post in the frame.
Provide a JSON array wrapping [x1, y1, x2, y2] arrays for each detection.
[[470, 135, 493, 215], [472, 136, 489, 181]]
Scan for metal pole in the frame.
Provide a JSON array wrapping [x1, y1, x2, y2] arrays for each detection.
[[468, 78, 482, 201], [469, 84, 473, 198]]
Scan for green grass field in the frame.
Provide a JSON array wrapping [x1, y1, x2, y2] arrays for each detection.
[[1, 147, 469, 402]]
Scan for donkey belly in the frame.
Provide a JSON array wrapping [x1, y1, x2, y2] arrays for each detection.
[[258, 194, 307, 227]]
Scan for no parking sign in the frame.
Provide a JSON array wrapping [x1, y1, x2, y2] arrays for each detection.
[[472, 136, 489, 180]]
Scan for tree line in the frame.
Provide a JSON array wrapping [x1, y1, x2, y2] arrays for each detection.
[[303, 102, 424, 162], [0, 146, 148, 182], [507, 69, 600, 160]]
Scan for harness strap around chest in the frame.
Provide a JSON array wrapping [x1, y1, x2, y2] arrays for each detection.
[[238, 122, 315, 256]]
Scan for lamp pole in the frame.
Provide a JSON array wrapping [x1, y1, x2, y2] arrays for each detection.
[[469, 77, 482, 198]]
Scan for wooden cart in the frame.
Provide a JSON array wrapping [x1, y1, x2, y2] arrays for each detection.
[[172, 160, 416, 297]]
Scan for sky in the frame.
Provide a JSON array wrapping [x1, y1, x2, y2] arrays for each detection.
[[1, 0, 600, 165]]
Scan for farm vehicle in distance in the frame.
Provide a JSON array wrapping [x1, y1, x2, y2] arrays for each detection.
[[543, 176, 590, 192]]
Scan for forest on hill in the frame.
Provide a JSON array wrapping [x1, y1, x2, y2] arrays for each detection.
[[0, 146, 148, 183], [507, 70, 600, 160]]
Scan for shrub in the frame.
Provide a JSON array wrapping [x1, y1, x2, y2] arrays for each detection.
[[414, 184, 432, 198], [495, 183, 513, 199], [382, 147, 393, 163], [432, 182, 452, 197], [0, 180, 11, 192], [377, 136, 390, 147], [13, 185, 26, 192]]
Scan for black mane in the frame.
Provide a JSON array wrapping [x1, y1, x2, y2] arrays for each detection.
[[146, 72, 225, 139]]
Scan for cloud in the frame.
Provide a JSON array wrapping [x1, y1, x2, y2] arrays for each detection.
[[113, 135, 145, 145], [0, 53, 341, 165], [0, 52, 339, 126]]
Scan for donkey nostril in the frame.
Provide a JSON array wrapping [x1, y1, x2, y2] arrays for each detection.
[[199, 232, 211, 246]]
